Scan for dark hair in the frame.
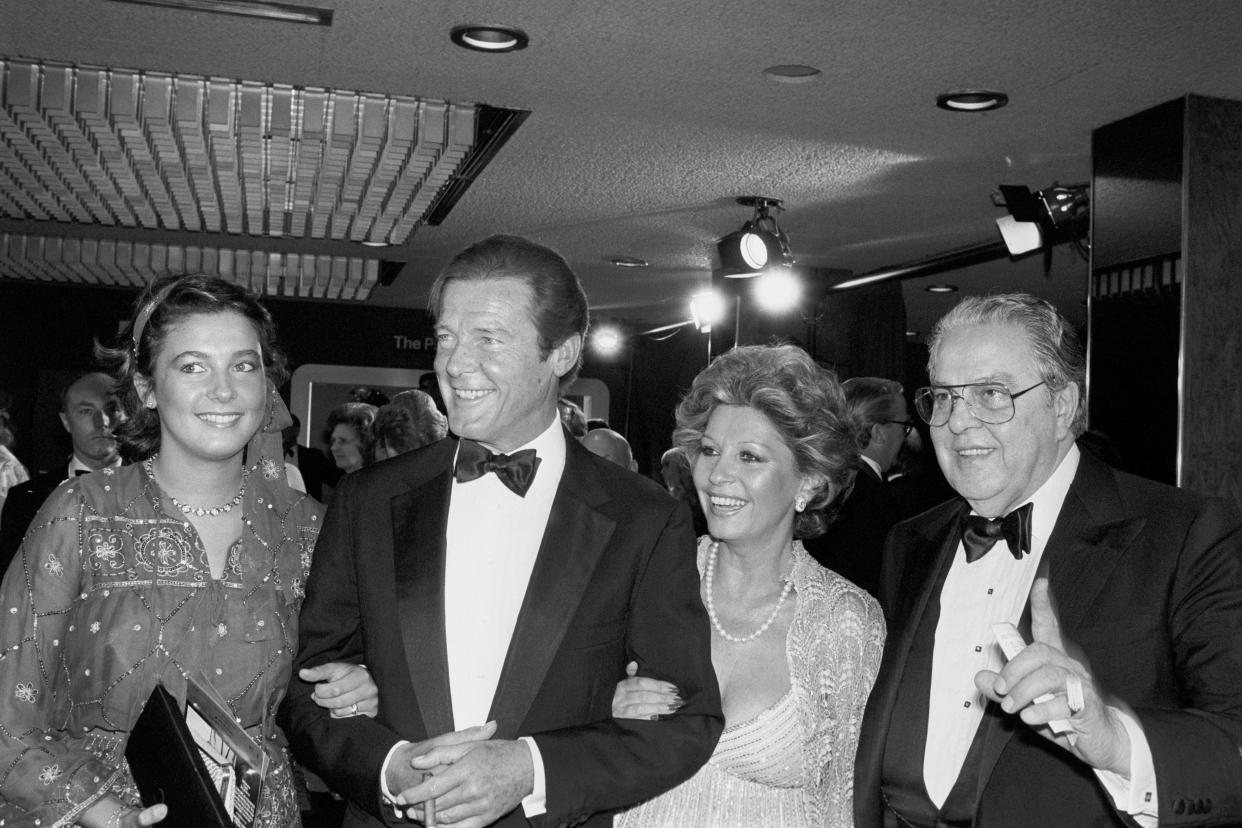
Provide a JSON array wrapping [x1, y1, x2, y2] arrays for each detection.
[[322, 402, 378, 465], [372, 390, 448, 458], [428, 235, 589, 388], [927, 293, 1087, 436], [95, 274, 287, 461], [842, 377, 905, 449], [673, 344, 860, 539]]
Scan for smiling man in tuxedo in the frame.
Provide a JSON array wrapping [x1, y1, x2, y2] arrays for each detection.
[[854, 294, 1242, 827], [286, 234, 721, 828]]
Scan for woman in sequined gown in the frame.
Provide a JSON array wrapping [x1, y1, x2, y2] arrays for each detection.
[[0, 276, 374, 827], [615, 345, 886, 828]]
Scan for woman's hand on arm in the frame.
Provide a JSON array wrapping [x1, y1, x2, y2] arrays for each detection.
[[299, 662, 378, 718], [611, 660, 684, 720]]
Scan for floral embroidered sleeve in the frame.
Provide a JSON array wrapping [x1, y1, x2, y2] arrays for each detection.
[[0, 483, 120, 825]]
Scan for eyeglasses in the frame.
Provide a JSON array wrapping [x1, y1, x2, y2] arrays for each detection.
[[913, 381, 1046, 427], [883, 420, 915, 436]]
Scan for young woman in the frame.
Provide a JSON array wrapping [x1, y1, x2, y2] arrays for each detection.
[[0, 275, 372, 827]]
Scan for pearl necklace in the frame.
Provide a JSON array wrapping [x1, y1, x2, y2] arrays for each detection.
[[145, 455, 246, 517], [703, 541, 794, 644]]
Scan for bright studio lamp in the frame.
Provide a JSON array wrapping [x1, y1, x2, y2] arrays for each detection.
[[717, 196, 794, 276], [996, 183, 1089, 257]]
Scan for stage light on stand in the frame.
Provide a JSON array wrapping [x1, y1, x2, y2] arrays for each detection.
[[717, 196, 795, 276], [690, 289, 726, 333], [753, 268, 801, 313]]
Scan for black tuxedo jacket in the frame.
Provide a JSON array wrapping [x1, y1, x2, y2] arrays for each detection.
[[855, 452, 1242, 827], [0, 469, 66, 574], [803, 461, 897, 597], [285, 433, 722, 828]]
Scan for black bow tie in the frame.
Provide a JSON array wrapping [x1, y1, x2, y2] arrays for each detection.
[[962, 503, 1033, 563], [454, 439, 541, 497]]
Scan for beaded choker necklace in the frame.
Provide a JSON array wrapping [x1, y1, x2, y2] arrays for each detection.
[[144, 455, 246, 517], [703, 541, 794, 644]]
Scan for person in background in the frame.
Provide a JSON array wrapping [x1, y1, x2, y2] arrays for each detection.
[[661, 446, 708, 537], [323, 402, 376, 475], [0, 396, 30, 535], [580, 426, 638, 472], [371, 389, 448, 462], [557, 397, 587, 439], [855, 293, 1242, 827], [0, 371, 122, 570], [285, 234, 721, 828], [0, 275, 375, 827], [614, 344, 885, 827], [803, 376, 908, 597]]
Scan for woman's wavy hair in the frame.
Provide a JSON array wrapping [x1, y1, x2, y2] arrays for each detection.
[[673, 343, 861, 539], [321, 402, 378, 467], [95, 274, 288, 461], [371, 390, 447, 458]]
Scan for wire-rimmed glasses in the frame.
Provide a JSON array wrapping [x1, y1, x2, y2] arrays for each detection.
[[883, 420, 915, 436], [913, 381, 1047, 427]]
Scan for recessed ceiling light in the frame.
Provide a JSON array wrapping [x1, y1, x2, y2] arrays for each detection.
[[763, 65, 822, 84], [450, 24, 529, 53], [905, 330, 919, 337], [925, 284, 959, 293], [936, 89, 1008, 112], [608, 256, 649, 268], [361, 240, 388, 248]]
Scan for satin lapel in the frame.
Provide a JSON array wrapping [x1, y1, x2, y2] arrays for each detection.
[[487, 446, 615, 738], [1043, 456, 1146, 635], [393, 465, 455, 737], [974, 454, 1144, 800], [858, 501, 967, 795]]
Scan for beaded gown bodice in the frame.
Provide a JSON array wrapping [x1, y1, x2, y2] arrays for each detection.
[[618, 537, 885, 828], [0, 455, 321, 827]]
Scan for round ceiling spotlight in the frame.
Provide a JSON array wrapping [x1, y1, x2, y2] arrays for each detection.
[[924, 284, 959, 293], [608, 256, 649, 268], [591, 325, 624, 356], [717, 196, 794, 277], [450, 24, 529, 53], [936, 89, 1008, 112], [763, 64, 822, 84]]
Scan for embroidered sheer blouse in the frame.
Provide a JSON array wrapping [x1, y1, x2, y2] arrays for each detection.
[[0, 440, 320, 826], [618, 538, 885, 828]]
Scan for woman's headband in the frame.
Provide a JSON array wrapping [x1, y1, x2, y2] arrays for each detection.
[[130, 281, 178, 357]]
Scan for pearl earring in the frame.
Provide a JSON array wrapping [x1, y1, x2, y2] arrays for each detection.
[[795, 495, 807, 513]]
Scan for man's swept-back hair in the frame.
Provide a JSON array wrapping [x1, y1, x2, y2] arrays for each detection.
[[428, 235, 589, 388], [843, 377, 905, 449], [927, 293, 1087, 436]]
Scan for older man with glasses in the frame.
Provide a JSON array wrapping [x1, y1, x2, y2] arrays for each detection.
[[854, 293, 1242, 828], [805, 376, 910, 597]]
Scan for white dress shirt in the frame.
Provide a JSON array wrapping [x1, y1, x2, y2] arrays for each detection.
[[923, 445, 1157, 825], [381, 416, 565, 816]]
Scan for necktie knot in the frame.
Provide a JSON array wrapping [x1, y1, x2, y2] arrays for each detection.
[[454, 439, 540, 497], [962, 502, 1033, 563]]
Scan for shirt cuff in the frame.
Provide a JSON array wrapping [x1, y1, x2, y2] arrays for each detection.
[[379, 740, 410, 819], [1094, 707, 1158, 827], [519, 736, 547, 817]]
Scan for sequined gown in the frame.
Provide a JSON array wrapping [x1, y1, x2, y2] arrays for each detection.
[[618, 538, 884, 828], [0, 440, 321, 825]]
